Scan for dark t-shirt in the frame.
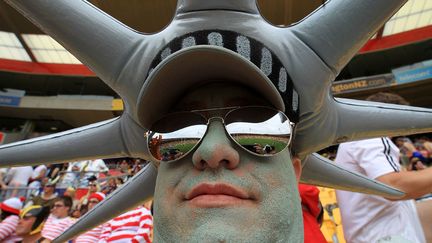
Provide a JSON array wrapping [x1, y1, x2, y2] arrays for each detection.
[[31, 195, 57, 207]]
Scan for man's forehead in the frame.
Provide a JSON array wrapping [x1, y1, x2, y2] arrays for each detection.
[[172, 82, 271, 111]]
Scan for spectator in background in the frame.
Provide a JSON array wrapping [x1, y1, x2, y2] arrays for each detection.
[[77, 177, 100, 214], [45, 163, 67, 182], [395, 137, 417, 158], [63, 186, 79, 213], [15, 205, 51, 243], [395, 137, 417, 166], [417, 136, 432, 154], [25, 180, 58, 208], [0, 168, 9, 200], [0, 197, 24, 242], [75, 192, 106, 243], [27, 165, 47, 198], [335, 92, 428, 243], [58, 161, 82, 188], [118, 159, 132, 183], [99, 205, 153, 243], [3, 166, 33, 199], [40, 196, 76, 242], [131, 159, 148, 177], [78, 159, 109, 187], [408, 156, 427, 171], [299, 184, 327, 243], [101, 177, 123, 196], [415, 138, 432, 165]]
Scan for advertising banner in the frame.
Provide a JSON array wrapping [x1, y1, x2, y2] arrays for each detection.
[[0, 89, 25, 107], [0, 132, 4, 144], [332, 74, 395, 94], [393, 66, 432, 84]]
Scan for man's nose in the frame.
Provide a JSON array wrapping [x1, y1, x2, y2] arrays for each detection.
[[192, 120, 240, 170]]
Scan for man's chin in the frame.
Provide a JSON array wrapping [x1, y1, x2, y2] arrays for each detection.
[[183, 207, 261, 234], [181, 220, 287, 243]]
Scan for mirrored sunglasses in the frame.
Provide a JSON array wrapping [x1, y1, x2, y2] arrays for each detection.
[[147, 106, 294, 163]]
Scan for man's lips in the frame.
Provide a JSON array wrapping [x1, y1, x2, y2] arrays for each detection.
[[185, 183, 254, 207]]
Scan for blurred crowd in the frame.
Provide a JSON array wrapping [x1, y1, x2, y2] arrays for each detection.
[[394, 136, 432, 171], [319, 135, 432, 172], [0, 158, 153, 242], [0, 158, 148, 201]]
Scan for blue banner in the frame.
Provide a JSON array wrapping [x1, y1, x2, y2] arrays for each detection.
[[393, 62, 432, 84], [0, 95, 22, 107], [0, 89, 25, 107]]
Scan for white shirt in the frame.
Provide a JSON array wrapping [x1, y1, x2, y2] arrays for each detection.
[[31, 165, 47, 180], [60, 161, 83, 186], [5, 166, 33, 186], [335, 138, 426, 243], [81, 159, 109, 179]]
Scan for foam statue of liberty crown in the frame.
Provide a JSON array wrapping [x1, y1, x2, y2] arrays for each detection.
[[3, 0, 432, 241]]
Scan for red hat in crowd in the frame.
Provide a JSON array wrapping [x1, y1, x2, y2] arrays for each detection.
[[0, 197, 24, 215], [89, 192, 106, 202]]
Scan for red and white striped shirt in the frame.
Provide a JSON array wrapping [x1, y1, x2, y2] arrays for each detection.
[[99, 206, 153, 243], [75, 224, 105, 243], [41, 214, 76, 240], [0, 215, 22, 243]]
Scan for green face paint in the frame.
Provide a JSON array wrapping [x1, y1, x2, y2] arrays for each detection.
[[152, 83, 303, 242]]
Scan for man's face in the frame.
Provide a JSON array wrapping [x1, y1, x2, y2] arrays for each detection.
[[87, 198, 101, 210], [120, 160, 129, 171], [43, 184, 54, 194], [16, 215, 36, 236], [88, 183, 98, 193], [152, 83, 302, 242], [51, 200, 69, 218]]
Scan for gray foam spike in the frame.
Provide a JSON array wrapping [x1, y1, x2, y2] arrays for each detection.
[[301, 153, 404, 199]]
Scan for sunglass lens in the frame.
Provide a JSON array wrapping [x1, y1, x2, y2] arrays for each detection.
[[225, 107, 292, 155], [148, 112, 207, 162]]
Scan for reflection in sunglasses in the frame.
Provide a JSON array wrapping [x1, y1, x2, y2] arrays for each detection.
[[148, 106, 294, 162]]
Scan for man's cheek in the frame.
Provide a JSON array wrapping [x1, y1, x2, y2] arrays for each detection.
[[264, 171, 285, 188], [233, 162, 255, 177]]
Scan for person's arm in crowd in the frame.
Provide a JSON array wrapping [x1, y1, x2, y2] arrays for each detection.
[[132, 208, 153, 243], [423, 141, 432, 154], [50, 167, 60, 179], [377, 167, 432, 200], [4, 168, 15, 184], [0, 173, 7, 189], [0, 216, 18, 240]]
